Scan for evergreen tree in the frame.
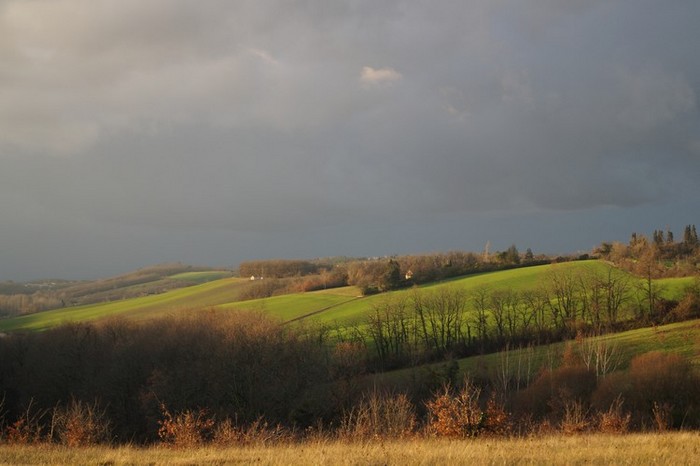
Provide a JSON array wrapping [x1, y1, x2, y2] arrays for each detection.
[[379, 259, 401, 291], [683, 224, 698, 248], [505, 244, 520, 264], [524, 248, 534, 262]]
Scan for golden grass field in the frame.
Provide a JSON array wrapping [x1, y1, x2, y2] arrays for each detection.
[[1, 433, 699, 465]]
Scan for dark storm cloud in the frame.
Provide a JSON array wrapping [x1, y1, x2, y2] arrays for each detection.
[[1, 0, 699, 279]]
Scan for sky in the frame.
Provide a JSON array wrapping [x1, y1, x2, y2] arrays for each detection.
[[1, 0, 699, 281]]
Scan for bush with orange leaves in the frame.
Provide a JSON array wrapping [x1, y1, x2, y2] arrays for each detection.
[[53, 399, 111, 447], [425, 380, 486, 438], [3, 400, 47, 444], [597, 396, 631, 434], [157, 404, 215, 448]]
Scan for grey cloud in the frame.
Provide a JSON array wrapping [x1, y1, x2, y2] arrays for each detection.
[[1, 0, 699, 279]]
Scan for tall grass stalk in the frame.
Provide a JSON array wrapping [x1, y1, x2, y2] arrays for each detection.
[[0, 433, 698, 465]]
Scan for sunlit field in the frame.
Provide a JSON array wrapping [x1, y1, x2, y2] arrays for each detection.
[[2, 260, 693, 333], [373, 317, 700, 389], [0, 433, 698, 465]]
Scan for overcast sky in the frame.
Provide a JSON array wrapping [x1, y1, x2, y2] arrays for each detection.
[[1, 0, 699, 280]]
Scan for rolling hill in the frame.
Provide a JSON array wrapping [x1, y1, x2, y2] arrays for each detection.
[[373, 317, 700, 390], [0, 260, 694, 334]]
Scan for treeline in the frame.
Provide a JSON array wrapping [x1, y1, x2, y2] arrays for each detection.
[[328, 267, 700, 372], [239, 247, 550, 299], [239, 259, 324, 279], [596, 224, 700, 278], [0, 313, 332, 443], [0, 263, 221, 317], [1, 312, 698, 446]]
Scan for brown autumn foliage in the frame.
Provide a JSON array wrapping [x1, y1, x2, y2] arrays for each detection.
[[482, 394, 512, 437], [212, 417, 290, 446], [0, 312, 331, 443], [3, 402, 47, 445], [559, 400, 591, 435], [338, 391, 416, 440], [597, 396, 631, 434], [591, 351, 700, 428], [157, 405, 215, 448], [53, 399, 111, 447], [425, 380, 485, 438], [515, 364, 597, 420]]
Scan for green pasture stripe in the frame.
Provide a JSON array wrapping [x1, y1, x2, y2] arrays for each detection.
[[0, 278, 247, 332], [0, 260, 694, 333], [220, 290, 361, 322], [303, 261, 612, 325], [375, 318, 700, 388], [169, 271, 233, 282]]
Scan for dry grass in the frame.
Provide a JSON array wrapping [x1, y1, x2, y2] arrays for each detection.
[[0, 433, 698, 465]]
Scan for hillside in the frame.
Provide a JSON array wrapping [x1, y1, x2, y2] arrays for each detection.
[[373, 318, 700, 390], [0, 277, 246, 332], [228, 260, 693, 327], [0, 263, 234, 318], [0, 260, 694, 334], [0, 260, 699, 446]]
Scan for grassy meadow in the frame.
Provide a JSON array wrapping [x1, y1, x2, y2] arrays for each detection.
[[210, 261, 694, 328], [0, 260, 695, 333], [0, 278, 249, 332], [220, 286, 362, 322], [0, 433, 698, 465], [374, 317, 700, 389]]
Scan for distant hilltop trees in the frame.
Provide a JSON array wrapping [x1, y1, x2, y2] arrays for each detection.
[[239, 259, 321, 279], [0, 263, 216, 317], [595, 224, 700, 278], [238, 248, 550, 298]]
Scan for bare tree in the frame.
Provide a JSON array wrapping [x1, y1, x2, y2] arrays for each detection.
[[577, 334, 621, 379], [522, 289, 550, 337], [471, 286, 491, 345], [411, 287, 468, 355], [546, 268, 581, 334]]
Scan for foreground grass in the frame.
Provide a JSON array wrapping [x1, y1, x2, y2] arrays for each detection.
[[1, 433, 698, 465]]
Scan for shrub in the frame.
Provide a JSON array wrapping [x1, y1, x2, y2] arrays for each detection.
[[668, 292, 700, 321], [237, 278, 287, 300], [597, 396, 631, 434], [53, 399, 111, 447], [0, 395, 5, 441], [425, 380, 485, 438], [4, 401, 47, 444], [338, 391, 416, 440], [592, 351, 700, 429], [559, 400, 590, 435], [482, 394, 512, 437], [515, 365, 596, 420], [213, 417, 289, 446], [157, 405, 215, 448], [652, 402, 673, 432]]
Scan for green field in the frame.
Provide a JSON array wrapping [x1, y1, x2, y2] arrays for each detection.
[[221, 286, 362, 322], [374, 317, 700, 389], [0, 278, 248, 332], [169, 270, 234, 283], [240, 261, 693, 327], [300, 262, 609, 325], [0, 261, 694, 333]]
